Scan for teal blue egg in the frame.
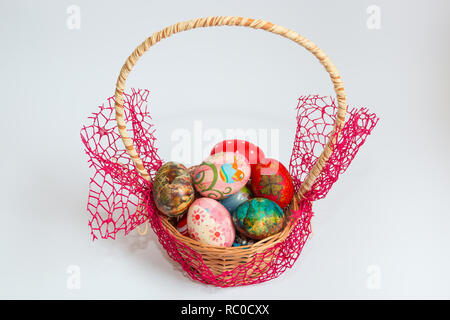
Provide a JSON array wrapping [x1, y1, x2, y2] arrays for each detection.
[[219, 185, 252, 213], [232, 198, 285, 240]]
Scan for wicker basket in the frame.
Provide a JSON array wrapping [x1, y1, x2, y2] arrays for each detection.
[[92, 16, 365, 287]]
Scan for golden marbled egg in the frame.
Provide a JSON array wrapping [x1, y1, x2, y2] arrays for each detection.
[[152, 162, 195, 217]]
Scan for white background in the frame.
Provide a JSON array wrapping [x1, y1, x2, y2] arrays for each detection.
[[1, 0, 449, 299]]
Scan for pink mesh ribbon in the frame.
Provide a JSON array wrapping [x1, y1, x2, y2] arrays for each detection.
[[290, 95, 379, 201], [81, 89, 378, 286], [81, 89, 162, 240]]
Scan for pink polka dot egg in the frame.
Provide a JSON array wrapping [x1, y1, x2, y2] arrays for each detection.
[[187, 198, 235, 247]]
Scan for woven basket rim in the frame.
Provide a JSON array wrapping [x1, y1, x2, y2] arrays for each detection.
[[158, 201, 306, 254]]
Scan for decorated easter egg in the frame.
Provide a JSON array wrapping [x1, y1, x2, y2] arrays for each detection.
[[176, 215, 188, 236], [152, 162, 195, 217], [232, 198, 285, 240], [187, 198, 235, 247], [220, 185, 252, 214], [192, 152, 250, 200], [250, 158, 294, 209], [210, 139, 265, 165], [232, 232, 255, 247]]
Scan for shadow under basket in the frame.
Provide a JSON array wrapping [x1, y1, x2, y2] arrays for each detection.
[[81, 16, 379, 287]]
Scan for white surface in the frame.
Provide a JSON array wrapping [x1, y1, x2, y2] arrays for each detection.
[[1, 0, 449, 299]]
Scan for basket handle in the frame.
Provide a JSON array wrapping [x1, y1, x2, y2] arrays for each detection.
[[114, 16, 347, 200]]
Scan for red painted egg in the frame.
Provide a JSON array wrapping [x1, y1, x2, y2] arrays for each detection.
[[250, 158, 294, 209], [176, 215, 188, 236], [210, 140, 265, 166]]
